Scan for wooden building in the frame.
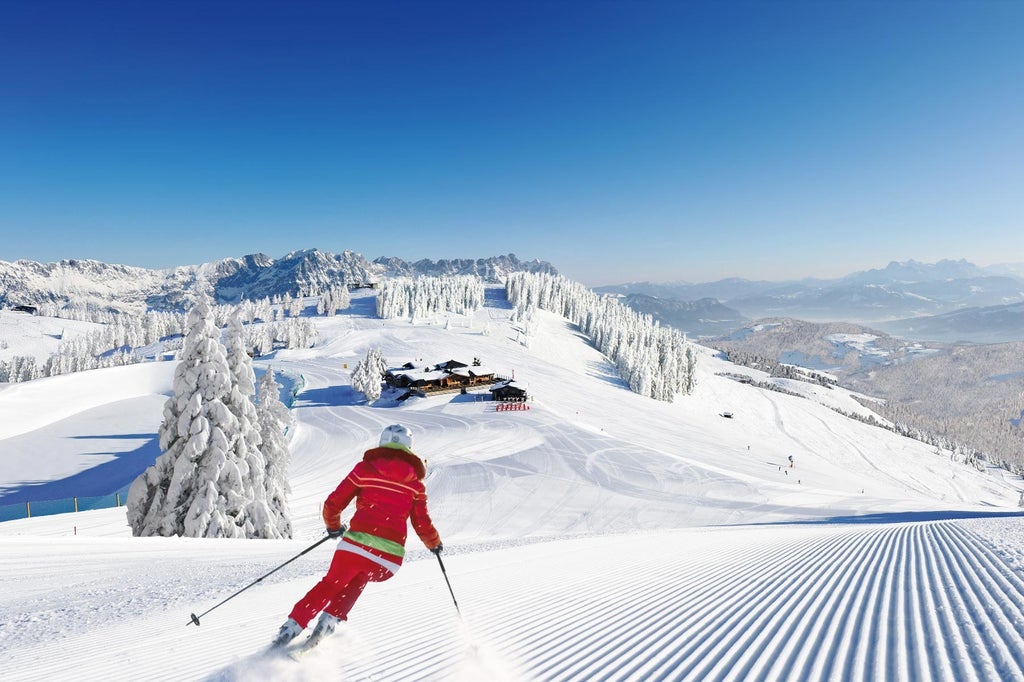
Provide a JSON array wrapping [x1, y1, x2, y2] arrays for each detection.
[[385, 358, 498, 393], [489, 380, 528, 402]]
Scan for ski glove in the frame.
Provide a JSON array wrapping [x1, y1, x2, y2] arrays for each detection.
[[430, 543, 443, 555], [326, 525, 346, 539]]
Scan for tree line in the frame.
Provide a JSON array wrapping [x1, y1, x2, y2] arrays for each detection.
[[376, 275, 485, 321], [0, 297, 320, 383], [505, 272, 697, 402]]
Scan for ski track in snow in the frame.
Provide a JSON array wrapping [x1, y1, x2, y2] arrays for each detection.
[[366, 521, 1024, 682], [7, 520, 1023, 681]]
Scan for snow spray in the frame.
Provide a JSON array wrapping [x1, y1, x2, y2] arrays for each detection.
[[450, 620, 522, 682], [433, 552, 523, 680]]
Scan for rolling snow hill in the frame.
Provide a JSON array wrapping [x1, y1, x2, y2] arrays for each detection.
[[2, 289, 1024, 681], [0, 310, 102, 363]]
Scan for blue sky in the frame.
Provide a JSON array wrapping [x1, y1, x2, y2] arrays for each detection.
[[1, 1, 1022, 285]]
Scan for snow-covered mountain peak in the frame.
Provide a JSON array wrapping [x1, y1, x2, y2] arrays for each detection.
[[0, 249, 558, 313]]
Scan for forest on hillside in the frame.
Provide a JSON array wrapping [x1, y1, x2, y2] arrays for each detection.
[[709, 319, 1024, 473], [844, 342, 1024, 473]]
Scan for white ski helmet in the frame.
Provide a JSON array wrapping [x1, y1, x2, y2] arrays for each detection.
[[379, 423, 413, 450]]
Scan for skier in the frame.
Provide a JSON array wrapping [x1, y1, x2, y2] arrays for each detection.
[[271, 423, 443, 650]]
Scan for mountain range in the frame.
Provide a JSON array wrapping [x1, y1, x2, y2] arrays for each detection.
[[598, 259, 1024, 343], [4, 253, 1023, 343], [0, 250, 557, 315]]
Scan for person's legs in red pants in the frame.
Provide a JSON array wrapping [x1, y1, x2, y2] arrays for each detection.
[[288, 550, 394, 628]]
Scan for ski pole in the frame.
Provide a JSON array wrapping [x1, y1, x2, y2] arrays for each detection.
[[187, 534, 334, 627], [434, 551, 462, 619]]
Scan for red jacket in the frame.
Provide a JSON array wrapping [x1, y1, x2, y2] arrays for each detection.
[[322, 445, 441, 559]]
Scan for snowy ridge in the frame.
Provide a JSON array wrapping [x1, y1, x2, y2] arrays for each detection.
[[0, 250, 557, 313]]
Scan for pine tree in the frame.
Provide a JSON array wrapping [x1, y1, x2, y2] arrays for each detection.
[[351, 348, 388, 402], [335, 284, 351, 311], [127, 296, 250, 538], [224, 313, 286, 539], [288, 295, 303, 318], [257, 368, 294, 538]]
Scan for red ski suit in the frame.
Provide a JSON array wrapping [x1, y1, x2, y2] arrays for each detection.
[[288, 444, 441, 628]]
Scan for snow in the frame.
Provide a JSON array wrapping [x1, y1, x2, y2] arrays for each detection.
[[3, 288, 1024, 681], [0, 310, 101, 362], [825, 332, 879, 349], [0, 361, 174, 443]]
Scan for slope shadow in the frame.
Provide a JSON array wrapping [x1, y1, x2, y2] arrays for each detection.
[[294, 384, 362, 408], [339, 296, 378, 318], [484, 287, 513, 310], [0, 433, 160, 505], [448, 391, 493, 404], [586, 360, 629, 389]]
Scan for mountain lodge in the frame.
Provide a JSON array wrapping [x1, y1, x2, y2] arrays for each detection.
[[384, 358, 499, 394]]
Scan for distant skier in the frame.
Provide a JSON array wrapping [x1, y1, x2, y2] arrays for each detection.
[[788, 455, 794, 468], [271, 423, 443, 649]]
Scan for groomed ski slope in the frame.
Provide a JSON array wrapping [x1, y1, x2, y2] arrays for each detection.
[[3, 289, 1024, 681], [4, 516, 1024, 681]]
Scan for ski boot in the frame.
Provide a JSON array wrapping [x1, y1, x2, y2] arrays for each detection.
[[304, 612, 341, 649], [270, 618, 303, 649]]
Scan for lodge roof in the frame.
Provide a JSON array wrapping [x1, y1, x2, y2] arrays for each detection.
[[449, 366, 495, 378], [489, 379, 526, 392], [386, 367, 448, 382]]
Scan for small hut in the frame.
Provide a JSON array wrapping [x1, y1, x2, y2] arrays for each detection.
[[490, 380, 528, 402]]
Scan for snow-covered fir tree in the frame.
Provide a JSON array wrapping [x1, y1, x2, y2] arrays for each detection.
[[224, 313, 287, 538], [256, 368, 294, 538], [271, 318, 317, 349], [253, 297, 273, 323], [0, 355, 38, 382], [351, 347, 388, 402], [248, 322, 274, 358], [317, 285, 351, 317], [127, 296, 254, 538], [334, 284, 351, 312], [287, 294, 303, 318]]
